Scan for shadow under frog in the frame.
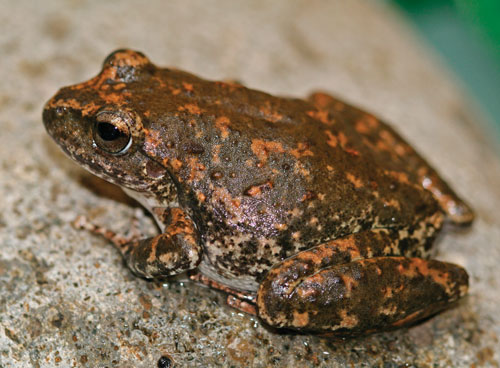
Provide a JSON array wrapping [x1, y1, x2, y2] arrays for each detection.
[[42, 49, 473, 335]]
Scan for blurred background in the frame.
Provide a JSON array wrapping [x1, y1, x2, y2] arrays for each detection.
[[389, 0, 500, 141]]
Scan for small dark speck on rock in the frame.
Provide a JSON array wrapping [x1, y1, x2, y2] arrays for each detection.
[[158, 355, 173, 368]]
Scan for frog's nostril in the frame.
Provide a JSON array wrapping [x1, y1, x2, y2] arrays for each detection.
[[55, 106, 66, 117]]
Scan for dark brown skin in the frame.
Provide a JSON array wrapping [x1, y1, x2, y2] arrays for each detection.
[[43, 49, 473, 335]]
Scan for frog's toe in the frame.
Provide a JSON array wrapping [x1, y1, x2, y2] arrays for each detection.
[[420, 172, 475, 226], [256, 257, 468, 335], [437, 193, 475, 226], [123, 231, 201, 279]]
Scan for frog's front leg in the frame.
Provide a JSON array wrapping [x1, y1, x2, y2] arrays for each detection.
[[256, 230, 468, 335], [78, 207, 202, 279], [120, 207, 201, 278]]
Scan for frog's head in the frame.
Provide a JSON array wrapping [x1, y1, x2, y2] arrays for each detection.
[[43, 49, 168, 192]]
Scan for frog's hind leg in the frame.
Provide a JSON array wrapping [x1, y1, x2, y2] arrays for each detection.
[[256, 229, 468, 335], [189, 272, 257, 315], [307, 92, 474, 226]]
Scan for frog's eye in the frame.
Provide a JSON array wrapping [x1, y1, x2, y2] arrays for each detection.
[[93, 111, 132, 154]]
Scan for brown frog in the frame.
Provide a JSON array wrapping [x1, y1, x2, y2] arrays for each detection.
[[43, 49, 473, 335]]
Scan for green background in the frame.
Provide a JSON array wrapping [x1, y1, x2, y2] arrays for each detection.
[[391, 0, 500, 141]]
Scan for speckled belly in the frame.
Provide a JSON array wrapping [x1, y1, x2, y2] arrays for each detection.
[[197, 255, 261, 292]]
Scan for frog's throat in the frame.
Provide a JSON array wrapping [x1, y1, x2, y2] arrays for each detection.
[[122, 187, 178, 228]]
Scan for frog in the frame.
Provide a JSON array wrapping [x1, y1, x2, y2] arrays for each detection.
[[43, 49, 474, 335]]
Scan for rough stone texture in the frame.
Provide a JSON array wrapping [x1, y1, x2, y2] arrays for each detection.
[[0, 1, 499, 367]]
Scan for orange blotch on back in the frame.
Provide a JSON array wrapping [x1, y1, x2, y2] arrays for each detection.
[[324, 130, 338, 148], [274, 223, 288, 231], [182, 82, 194, 92], [306, 109, 332, 125], [187, 157, 206, 182], [170, 158, 183, 171], [251, 139, 285, 164], [171, 88, 181, 96], [346, 172, 363, 189], [383, 198, 401, 210], [144, 129, 162, 153], [294, 161, 311, 178], [178, 103, 202, 115], [290, 142, 314, 158], [384, 170, 410, 185], [355, 115, 379, 134], [308, 92, 345, 112], [215, 116, 231, 139], [244, 181, 273, 197], [211, 144, 222, 164], [197, 191, 206, 202], [259, 101, 284, 123], [211, 187, 245, 222], [292, 231, 301, 241], [376, 129, 410, 157]]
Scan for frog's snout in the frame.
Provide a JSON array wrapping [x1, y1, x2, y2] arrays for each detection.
[[42, 102, 57, 136], [42, 101, 67, 138], [42, 95, 87, 151]]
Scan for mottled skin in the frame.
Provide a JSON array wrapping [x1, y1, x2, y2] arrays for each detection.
[[43, 49, 473, 335]]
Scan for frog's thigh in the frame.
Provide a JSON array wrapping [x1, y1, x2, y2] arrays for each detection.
[[256, 231, 468, 334], [308, 91, 474, 226], [121, 208, 201, 279]]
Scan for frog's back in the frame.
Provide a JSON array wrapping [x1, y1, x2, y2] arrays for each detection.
[[147, 68, 437, 225], [138, 68, 440, 284]]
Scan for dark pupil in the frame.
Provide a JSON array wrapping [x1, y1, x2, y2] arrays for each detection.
[[97, 122, 122, 141]]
